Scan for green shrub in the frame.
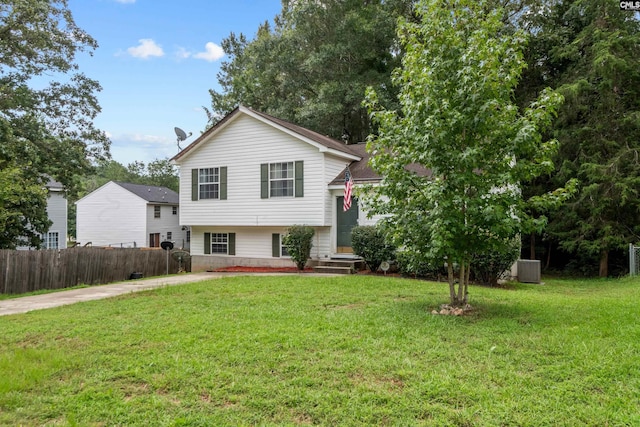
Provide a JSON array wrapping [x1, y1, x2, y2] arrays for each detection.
[[283, 225, 315, 270], [472, 238, 520, 286], [351, 225, 396, 272], [396, 250, 446, 279]]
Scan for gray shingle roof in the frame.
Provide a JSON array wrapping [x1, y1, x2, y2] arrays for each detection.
[[329, 143, 432, 185], [114, 182, 179, 204], [46, 178, 64, 190]]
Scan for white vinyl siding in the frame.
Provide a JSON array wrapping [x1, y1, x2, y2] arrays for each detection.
[[179, 114, 333, 226], [145, 204, 185, 244], [77, 182, 148, 247], [46, 190, 67, 249], [77, 182, 188, 249], [191, 226, 331, 260], [324, 154, 353, 225]]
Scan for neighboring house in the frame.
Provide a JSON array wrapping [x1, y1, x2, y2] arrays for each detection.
[[17, 178, 68, 250], [76, 181, 188, 249], [43, 179, 68, 249], [171, 105, 384, 272]]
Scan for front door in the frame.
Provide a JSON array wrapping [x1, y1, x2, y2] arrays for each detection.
[[336, 196, 358, 253]]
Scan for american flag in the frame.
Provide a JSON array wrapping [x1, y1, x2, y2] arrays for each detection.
[[343, 166, 354, 212]]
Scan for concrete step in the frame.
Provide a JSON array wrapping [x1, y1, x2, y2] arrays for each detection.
[[316, 259, 365, 270], [312, 265, 354, 275]]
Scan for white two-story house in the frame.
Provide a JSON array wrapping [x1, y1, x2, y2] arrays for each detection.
[[43, 179, 68, 249], [171, 106, 382, 272], [76, 181, 188, 249], [17, 178, 68, 250]]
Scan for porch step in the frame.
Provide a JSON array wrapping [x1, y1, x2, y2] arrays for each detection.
[[312, 258, 365, 275], [312, 266, 354, 275]]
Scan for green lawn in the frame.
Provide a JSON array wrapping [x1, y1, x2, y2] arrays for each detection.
[[1, 275, 638, 426]]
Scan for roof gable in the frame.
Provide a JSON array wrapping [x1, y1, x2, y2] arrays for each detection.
[[171, 105, 361, 163]]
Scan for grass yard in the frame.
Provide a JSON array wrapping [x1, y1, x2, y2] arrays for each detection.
[[0, 275, 638, 426]]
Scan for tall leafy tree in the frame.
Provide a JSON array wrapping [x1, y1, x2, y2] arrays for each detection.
[[365, 0, 563, 306], [206, 0, 414, 143], [0, 0, 109, 249], [517, 0, 640, 276]]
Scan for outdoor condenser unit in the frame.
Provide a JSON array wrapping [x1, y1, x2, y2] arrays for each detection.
[[517, 259, 541, 284]]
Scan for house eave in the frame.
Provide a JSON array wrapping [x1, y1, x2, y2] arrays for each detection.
[[171, 105, 361, 164]]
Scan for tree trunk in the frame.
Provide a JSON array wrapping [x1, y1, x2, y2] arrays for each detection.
[[448, 260, 456, 305], [530, 232, 536, 260], [457, 262, 465, 303], [463, 263, 471, 304], [599, 249, 609, 277]]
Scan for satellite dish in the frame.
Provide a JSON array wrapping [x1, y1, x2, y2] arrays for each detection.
[[174, 127, 192, 150]]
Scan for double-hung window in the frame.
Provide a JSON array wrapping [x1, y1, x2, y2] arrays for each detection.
[[192, 167, 227, 201], [204, 232, 236, 255], [269, 162, 294, 197], [199, 167, 219, 200], [272, 233, 290, 257], [261, 161, 303, 198], [210, 233, 228, 254], [154, 205, 161, 218]]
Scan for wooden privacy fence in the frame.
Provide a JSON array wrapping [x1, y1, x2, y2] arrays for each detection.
[[0, 247, 191, 295]]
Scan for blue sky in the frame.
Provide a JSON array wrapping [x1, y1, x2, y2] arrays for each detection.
[[67, 0, 282, 166]]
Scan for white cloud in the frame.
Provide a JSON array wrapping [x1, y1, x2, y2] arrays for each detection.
[[175, 47, 192, 60], [127, 39, 164, 59], [193, 42, 225, 62]]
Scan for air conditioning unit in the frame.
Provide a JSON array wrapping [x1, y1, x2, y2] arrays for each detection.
[[517, 259, 541, 284]]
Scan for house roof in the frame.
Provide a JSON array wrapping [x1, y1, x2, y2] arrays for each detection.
[[46, 178, 64, 191], [171, 105, 360, 163], [113, 182, 179, 204], [329, 143, 432, 185], [330, 143, 381, 184]]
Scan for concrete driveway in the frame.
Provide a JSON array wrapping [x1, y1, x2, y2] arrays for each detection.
[[0, 272, 226, 316]]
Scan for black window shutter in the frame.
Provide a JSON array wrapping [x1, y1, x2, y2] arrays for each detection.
[[192, 169, 199, 201], [220, 166, 227, 200], [204, 232, 211, 254], [295, 161, 304, 197], [228, 233, 236, 255], [260, 163, 269, 199], [272, 233, 280, 257]]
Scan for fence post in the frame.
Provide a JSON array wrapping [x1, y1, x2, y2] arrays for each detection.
[[3, 251, 9, 294], [631, 243, 636, 277]]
